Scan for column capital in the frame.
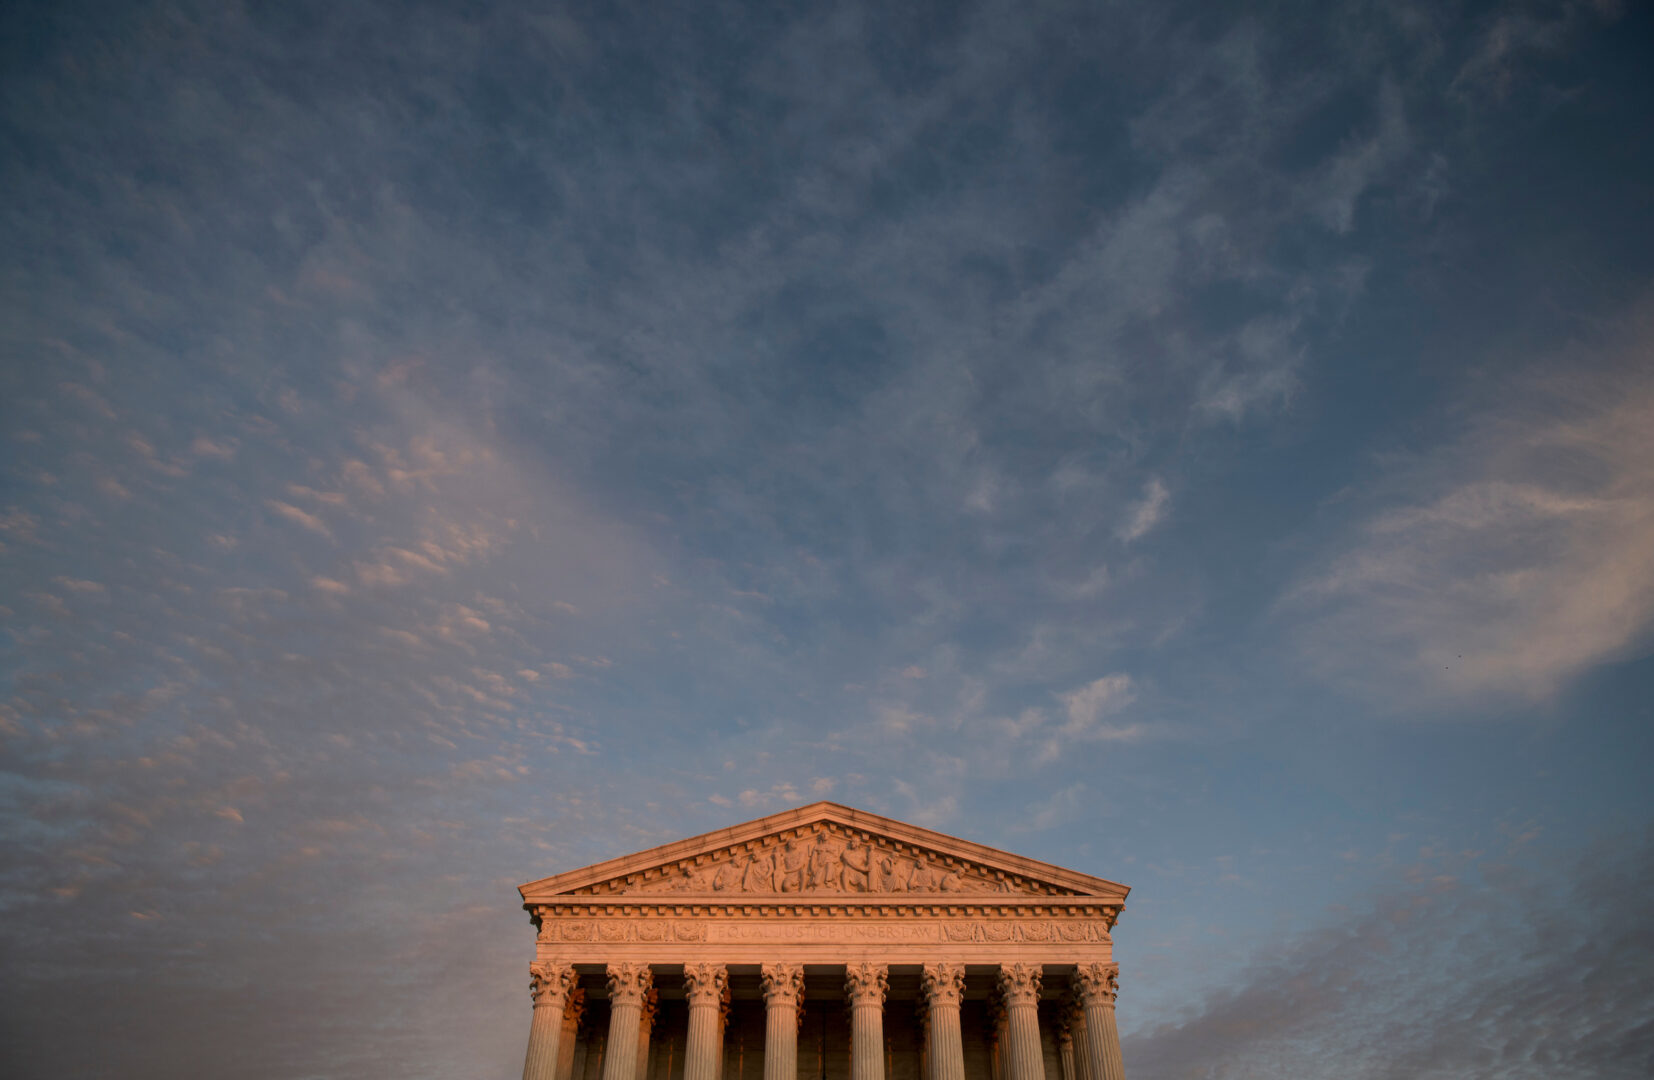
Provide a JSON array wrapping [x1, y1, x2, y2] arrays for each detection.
[[762, 962, 807, 1009], [1072, 963, 1119, 1007], [638, 988, 660, 1032], [607, 963, 655, 1008], [531, 960, 578, 1008], [562, 988, 587, 1029], [996, 963, 1042, 1008], [920, 962, 966, 1009], [844, 962, 889, 1007], [683, 963, 729, 1007]]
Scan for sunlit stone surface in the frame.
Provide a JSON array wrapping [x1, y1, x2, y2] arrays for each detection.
[[516, 803, 1132, 1080]]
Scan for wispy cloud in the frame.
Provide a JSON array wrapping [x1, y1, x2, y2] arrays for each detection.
[[1126, 833, 1654, 1079], [1284, 302, 1654, 704], [1120, 479, 1171, 543]]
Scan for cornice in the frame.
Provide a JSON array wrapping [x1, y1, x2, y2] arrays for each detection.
[[527, 897, 1123, 928]]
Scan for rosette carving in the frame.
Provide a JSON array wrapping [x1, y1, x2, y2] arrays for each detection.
[[920, 962, 966, 1009], [683, 963, 729, 1007], [606, 962, 655, 1007], [1072, 963, 1119, 1006], [996, 963, 1042, 1007], [843, 962, 888, 1007]]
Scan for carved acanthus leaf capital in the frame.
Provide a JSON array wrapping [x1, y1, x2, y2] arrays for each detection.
[[997, 963, 1042, 1007], [844, 962, 889, 1007], [638, 988, 660, 1031], [560, 988, 586, 1030], [606, 962, 655, 1007], [761, 963, 807, 1008], [1073, 962, 1119, 1006], [920, 962, 967, 1009], [683, 963, 729, 1007], [529, 960, 578, 1007]]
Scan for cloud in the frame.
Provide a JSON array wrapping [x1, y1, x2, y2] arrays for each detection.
[[1284, 304, 1654, 704], [1119, 479, 1171, 543], [264, 499, 332, 539], [1450, 0, 1623, 102], [1306, 79, 1410, 234], [1058, 674, 1138, 733], [1125, 833, 1654, 1080]]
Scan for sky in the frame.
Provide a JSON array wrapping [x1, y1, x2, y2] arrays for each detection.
[[2, 0, 1652, 1077]]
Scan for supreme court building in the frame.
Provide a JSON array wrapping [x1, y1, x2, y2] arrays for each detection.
[[516, 803, 1130, 1080]]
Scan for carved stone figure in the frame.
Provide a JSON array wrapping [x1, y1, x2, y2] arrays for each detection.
[[582, 823, 1073, 896], [841, 840, 872, 892], [808, 832, 842, 890], [742, 848, 776, 892], [712, 857, 741, 891], [778, 839, 809, 892]]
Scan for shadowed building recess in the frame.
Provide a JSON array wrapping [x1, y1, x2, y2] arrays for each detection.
[[516, 803, 1132, 1080]]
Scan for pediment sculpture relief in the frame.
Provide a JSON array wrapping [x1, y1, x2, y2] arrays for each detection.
[[579, 826, 1067, 896]]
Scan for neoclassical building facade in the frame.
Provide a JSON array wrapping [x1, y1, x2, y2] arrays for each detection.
[[517, 803, 1130, 1080]]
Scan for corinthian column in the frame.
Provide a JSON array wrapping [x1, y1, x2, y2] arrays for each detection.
[[920, 962, 966, 1080], [1062, 999, 1093, 1080], [525, 961, 578, 1080], [762, 963, 806, 1080], [844, 962, 888, 1080], [556, 990, 587, 1080], [1073, 964, 1125, 1080], [601, 964, 655, 1080], [635, 988, 660, 1080], [996, 964, 1045, 1080], [684, 963, 729, 1080]]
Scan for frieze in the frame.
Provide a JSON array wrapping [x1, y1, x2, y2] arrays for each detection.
[[574, 823, 1074, 898], [539, 918, 1110, 944]]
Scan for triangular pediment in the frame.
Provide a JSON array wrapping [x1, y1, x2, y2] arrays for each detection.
[[519, 802, 1129, 902]]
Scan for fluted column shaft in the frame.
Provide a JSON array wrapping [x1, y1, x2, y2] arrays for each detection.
[[602, 964, 655, 1080], [920, 963, 966, 1080], [845, 963, 889, 1080], [635, 989, 660, 1080], [762, 964, 805, 1080], [1064, 1001, 1095, 1080], [525, 961, 578, 1080], [556, 990, 586, 1080], [1074, 964, 1126, 1080], [1058, 1030, 1075, 1080], [998, 964, 1045, 1080], [684, 964, 729, 1080]]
